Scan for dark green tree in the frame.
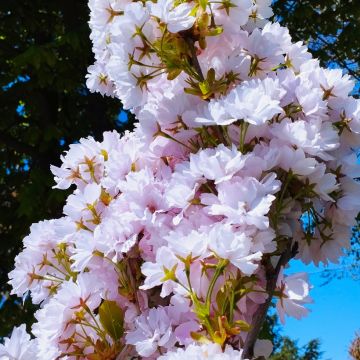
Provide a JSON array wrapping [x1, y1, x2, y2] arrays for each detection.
[[0, 0, 133, 336], [261, 314, 323, 360], [271, 337, 322, 360]]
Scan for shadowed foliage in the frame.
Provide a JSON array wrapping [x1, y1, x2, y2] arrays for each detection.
[[0, 0, 134, 336], [261, 314, 322, 360]]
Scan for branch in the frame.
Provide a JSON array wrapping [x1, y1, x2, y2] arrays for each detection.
[[241, 243, 297, 359], [185, 37, 205, 82]]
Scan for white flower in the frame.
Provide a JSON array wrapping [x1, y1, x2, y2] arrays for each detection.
[[92, 210, 139, 261], [254, 339, 273, 359], [108, 63, 148, 110], [63, 183, 103, 226], [89, 0, 127, 30], [245, 0, 273, 30], [209, 224, 262, 275], [165, 162, 200, 212], [8, 218, 75, 304], [337, 178, 360, 213], [140, 247, 180, 297], [0, 325, 37, 360], [69, 231, 100, 271], [203, 174, 280, 230], [278, 146, 318, 177], [213, 0, 252, 27], [166, 229, 210, 259], [276, 271, 313, 324], [192, 78, 285, 126], [242, 24, 285, 71], [32, 274, 103, 358], [86, 61, 115, 97], [308, 165, 339, 202], [50, 136, 104, 190], [285, 41, 312, 72], [149, 0, 195, 33], [270, 119, 339, 161], [224, 78, 285, 125], [308, 67, 354, 101], [295, 81, 328, 121], [189, 144, 250, 184], [159, 343, 244, 359], [126, 307, 176, 357], [334, 97, 360, 134], [185, 100, 230, 126], [298, 222, 351, 266]]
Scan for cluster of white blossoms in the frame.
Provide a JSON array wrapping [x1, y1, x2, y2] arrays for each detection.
[[2, 0, 360, 359]]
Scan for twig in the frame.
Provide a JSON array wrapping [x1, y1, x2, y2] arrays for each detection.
[[241, 244, 297, 359], [184, 37, 205, 82]]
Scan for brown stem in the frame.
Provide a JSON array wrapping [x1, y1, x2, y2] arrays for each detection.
[[185, 37, 205, 82], [241, 244, 297, 359]]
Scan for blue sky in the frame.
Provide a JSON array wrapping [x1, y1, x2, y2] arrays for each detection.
[[283, 260, 360, 359]]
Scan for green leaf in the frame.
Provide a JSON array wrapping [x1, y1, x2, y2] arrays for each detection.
[[199, 0, 208, 11], [193, 299, 210, 320], [199, 81, 210, 95], [189, 4, 199, 17], [184, 87, 201, 96], [98, 300, 124, 341], [234, 320, 251, 332], [190, 331, 211, 343], [207, 26, 224, 36], [167, 69, 182, 80], [207, 68, 216, 84]]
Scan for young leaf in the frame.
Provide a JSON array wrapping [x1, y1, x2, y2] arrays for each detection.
[[98, 300, 124, 341]]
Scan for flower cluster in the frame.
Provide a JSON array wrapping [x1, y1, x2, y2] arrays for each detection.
[[2, 0, 360, 359]]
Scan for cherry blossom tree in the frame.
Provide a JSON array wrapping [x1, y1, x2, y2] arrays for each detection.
[[1, 0, 360, 359]]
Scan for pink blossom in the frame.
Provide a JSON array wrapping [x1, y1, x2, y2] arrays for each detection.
[[276, 271, 313, 324], [0, 325, 37, 360], [125, 307, 176, 357]]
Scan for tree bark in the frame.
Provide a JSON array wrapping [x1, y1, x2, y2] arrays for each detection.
[[241, 244, 297, 359]]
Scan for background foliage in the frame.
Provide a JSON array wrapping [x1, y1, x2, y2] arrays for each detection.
[[273, 0, 360, 92], [264, 314, 322, 360], [0, 0, 358, 355], [0, 0, 133, 335]]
